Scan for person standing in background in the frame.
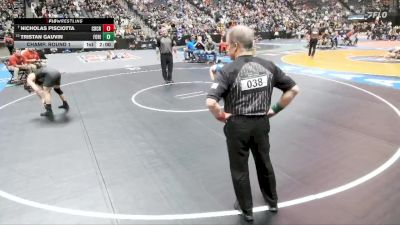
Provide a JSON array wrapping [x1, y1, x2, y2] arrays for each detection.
[[156, 28, 176, 84], [309, 28, 319, 58], [4, 34, 14, 55]]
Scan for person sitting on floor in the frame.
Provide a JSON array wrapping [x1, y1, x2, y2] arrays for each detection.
[[385, 46, 400, 59], [106, 50, 117, 60]]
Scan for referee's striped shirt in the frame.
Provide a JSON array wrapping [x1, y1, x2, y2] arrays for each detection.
[[207, 55, 296, 116], [157, 36, 175, 54]]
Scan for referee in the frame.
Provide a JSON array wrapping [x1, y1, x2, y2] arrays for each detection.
[[156, 28, 176, 84], [309, 28, 319, 58], [206, 25, 299, 222]]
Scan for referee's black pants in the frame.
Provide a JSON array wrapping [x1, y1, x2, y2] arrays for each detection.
[[160, 53, 173, 82], [224, 116, 278, 213], [309, 39, 318, 56], [7, 46, 14, 55], [331, 37, 338, 48]]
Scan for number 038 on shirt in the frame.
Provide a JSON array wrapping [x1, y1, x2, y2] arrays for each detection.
[[240, 75, 269, 91]]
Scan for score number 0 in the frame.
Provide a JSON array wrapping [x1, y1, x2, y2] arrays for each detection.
[[102, 24, 115, 32]]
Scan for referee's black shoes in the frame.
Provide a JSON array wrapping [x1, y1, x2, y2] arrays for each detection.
[[265, 199, 278, 213], [234, 201, 254, 222], [269, 204, 278, 213]]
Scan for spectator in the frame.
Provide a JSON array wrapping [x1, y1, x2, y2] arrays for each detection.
[[184, 37, 195, 61], [7, 50, 32, 82], [204, 36, 217, 63], [4, 34, 15, 55]]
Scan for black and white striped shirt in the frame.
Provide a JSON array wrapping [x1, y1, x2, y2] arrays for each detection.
[[157, 36, 175, 54], [207, 55, 296, 116]]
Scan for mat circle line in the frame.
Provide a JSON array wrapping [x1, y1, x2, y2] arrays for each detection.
[[131, 81, 213, 113]]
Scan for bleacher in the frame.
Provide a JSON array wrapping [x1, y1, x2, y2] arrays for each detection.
[[340, 0, 391, 13], [0, 0, 25, 38], [30, 0, 155, 41]]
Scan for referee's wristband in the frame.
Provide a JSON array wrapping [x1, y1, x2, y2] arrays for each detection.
[[271, 103, 284, 113]]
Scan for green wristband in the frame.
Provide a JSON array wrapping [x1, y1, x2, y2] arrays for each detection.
[[271, 103, 284, 113]]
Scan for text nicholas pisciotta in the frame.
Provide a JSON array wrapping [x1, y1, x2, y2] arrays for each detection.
[[18, 26, 76, 31]]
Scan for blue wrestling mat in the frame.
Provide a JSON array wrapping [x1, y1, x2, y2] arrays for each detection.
[[0, 63, 11, 92]]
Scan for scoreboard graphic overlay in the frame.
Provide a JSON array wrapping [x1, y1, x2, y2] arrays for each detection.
[[14, 18, 115, 49]]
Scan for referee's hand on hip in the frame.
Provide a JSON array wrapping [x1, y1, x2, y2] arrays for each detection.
[[267, 108, 276, 118]]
